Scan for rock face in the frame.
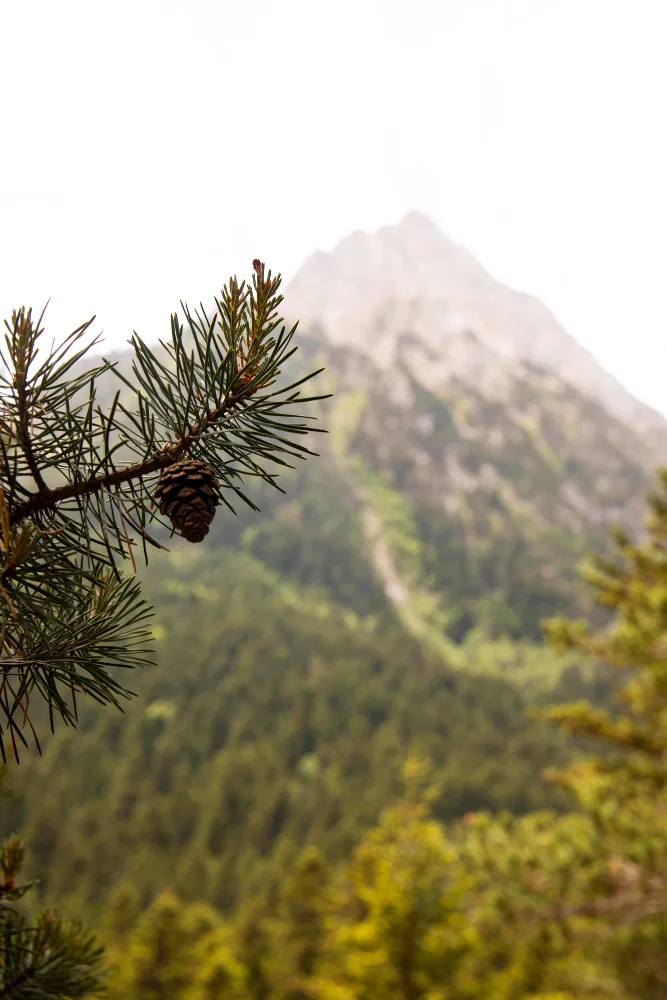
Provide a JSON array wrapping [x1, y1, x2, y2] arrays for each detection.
[[285, 210, 667, 460], [252, 210, 667, 642]]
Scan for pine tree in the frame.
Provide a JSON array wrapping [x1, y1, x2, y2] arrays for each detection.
[[265, 845, 329, 999], [106, 890, 197, 999], [183, 920, 248, 1000], [316, 757, 477, 1000], [235, 904, 274, 1000], [539, 470, 667, 894], [534, 467, 667, 996], [0, 262, 328, 996], [403, 469, 667, 998]]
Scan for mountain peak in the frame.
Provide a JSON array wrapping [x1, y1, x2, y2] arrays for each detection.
[[390, 208, 462, 245], [285, 212, 489, 335], [284, 213, 667, 452]]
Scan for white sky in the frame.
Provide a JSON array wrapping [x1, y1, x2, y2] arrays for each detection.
[[1, 0, 666, 415]]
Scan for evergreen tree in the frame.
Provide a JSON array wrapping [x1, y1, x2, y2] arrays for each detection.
[[265, 845, 329, 999], [534, 467, 667, 996], [236, 905, 274, 1000], [107, 891, 194, 1000], [0, 262, 328, 996], [315, 757, 478, 1000], [183, 916, 248, 1000], [446, 466, 667, 996]]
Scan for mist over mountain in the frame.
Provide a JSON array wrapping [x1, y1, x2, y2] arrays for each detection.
[[285, 210, 667, 460]]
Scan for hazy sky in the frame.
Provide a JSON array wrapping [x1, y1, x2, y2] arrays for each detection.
[[2, 0, 666, 415]]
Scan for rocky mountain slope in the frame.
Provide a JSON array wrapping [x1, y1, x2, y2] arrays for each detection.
[[285, 211, 667, 458]]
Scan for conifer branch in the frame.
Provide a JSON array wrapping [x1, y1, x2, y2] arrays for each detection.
[[8, 383, 250, 528], [11, 310, 49, 497], [0, 260, 331, 759]]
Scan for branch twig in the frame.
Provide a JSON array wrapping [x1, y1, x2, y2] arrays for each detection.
[[9, 385, 250, 527]]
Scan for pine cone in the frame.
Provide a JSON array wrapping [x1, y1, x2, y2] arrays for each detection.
[[153, 457, 220, 543]]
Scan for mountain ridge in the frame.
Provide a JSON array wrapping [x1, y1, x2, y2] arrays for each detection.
[[284, 210, 667, 458]]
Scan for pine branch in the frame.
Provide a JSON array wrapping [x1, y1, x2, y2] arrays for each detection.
[[9, 309, 50, 498], [0, 260, 331, 757], [0, 837, 107, 997], [7, 262, 330, 538], [0, 566, 154, 762], [8, 382, 249, 528]]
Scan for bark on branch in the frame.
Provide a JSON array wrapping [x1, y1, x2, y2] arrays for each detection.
[[9, 387, 247, 527]]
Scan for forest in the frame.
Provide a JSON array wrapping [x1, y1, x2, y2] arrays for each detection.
[[2, 471, 667, 997]]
